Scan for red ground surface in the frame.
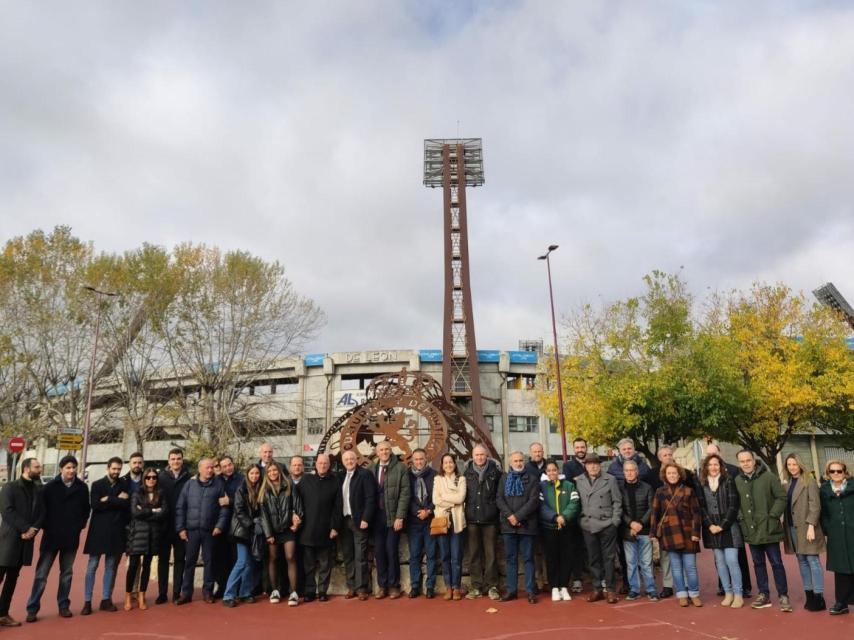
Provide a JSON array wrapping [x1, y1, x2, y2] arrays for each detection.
[[2, 548, 850, 639]]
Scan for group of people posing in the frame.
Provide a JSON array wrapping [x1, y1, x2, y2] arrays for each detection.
[[0, 437, 852, 629]]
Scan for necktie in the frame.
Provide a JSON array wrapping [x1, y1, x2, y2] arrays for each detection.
[[379, 465, 386, 487]]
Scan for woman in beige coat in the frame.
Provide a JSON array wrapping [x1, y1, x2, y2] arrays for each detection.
[[782, 453, 826, 611], [432, 453, 467, 600]]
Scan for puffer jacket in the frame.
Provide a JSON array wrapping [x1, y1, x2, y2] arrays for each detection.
[[261, 479, 304, 542], [463, 459, 502, 524], [619, 479, 653, 538], [175, 476, 230, 533], [127, 490, 168, 556], [230, 482, 261, 543]]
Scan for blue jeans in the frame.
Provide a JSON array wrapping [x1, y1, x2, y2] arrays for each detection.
[[84, 554, 119, 602], [223, 542, 258, 601], [438, 530, 464, 589], [668, 552, 699, 598], [27, 548, 76, 613], [748, 542, 788, 597], [713, 547, 743, 596], [503, 534, 535, 596], [408, 521, 437, 590], [623, 535, 656, 595], [789, 526, 824, 594], [182, 530, 216, 599]]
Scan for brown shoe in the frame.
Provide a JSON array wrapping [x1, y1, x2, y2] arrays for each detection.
[[444, 588, 453, 601], [452, 588, 462, 601], [137, 592, 148, 610], [203, 595, 215, 604], [0, 616, 21, 627], [124, 592, 133, 611], [344, 590, 355, 599], [690, 596, 703, 607], [357, 591, 369, 601], [678, 597, 689, 607], [606, 592, 619, 604], [375, 588, 387, 600], [388, 588, 401, 600], [587, 591, 605, 603]]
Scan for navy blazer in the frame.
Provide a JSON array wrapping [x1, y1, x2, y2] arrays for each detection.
[[340, 466, 377, 525]]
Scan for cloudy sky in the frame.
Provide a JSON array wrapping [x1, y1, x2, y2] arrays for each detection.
[[2, 1, 853, 354]]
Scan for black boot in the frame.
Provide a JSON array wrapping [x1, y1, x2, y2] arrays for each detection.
[[804, 590, 816, 611], [813, 592, 826, 611]]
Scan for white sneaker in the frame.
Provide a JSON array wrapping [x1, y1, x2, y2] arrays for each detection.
[[571, 580, 583, 593], [269, 589, 281, 604], [560, 587, 571, 601], [551, 588, 561, 602], [288, 592, 299, 607]]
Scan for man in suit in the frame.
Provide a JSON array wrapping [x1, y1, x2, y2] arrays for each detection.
[[25, 455, 90, 622], [82, 456, 130, 615], [0, 457, 44, 628], [338, 450, 377, 601], [576, 453, 622, 604], [156, 448, 190, 604]]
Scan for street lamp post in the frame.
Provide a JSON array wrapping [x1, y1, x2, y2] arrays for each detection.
[[538, 245, 568, 463], [79, 285, 117, 479]]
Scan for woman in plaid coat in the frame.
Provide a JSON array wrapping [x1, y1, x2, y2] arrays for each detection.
[[651, 463, 703, 607]]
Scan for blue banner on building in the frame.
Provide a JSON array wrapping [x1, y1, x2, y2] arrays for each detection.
[[304, 353, 325, 367], [418, 349, 443, 362], [477, 350, 500, 363], [508, 350, 538, 364]]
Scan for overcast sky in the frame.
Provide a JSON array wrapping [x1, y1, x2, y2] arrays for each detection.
[[2, 1, 853, 354]]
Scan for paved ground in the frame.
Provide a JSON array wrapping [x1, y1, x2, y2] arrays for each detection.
[[2, 548, 850, 639]]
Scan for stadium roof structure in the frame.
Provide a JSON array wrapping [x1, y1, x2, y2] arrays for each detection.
[[813, 282, 854, 332]]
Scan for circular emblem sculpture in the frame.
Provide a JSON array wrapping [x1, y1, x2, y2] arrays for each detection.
[[318, 368, 498, 467]]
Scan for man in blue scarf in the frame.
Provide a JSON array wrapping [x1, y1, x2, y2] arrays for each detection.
[[496, 452, 540, 603]]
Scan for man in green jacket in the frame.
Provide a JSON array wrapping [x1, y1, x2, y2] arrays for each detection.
[[371, 441, 410, 599], [734, 450, 791, 612]]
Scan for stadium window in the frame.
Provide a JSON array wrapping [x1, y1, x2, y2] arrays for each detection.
[[509, 415, 538, 433], [306, 418, 325, 435]]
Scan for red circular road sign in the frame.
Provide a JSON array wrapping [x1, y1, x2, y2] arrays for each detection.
[[8, 437, 26, 453]]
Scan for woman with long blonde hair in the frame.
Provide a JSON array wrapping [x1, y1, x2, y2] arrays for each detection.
[[259, 463, 303, 606]]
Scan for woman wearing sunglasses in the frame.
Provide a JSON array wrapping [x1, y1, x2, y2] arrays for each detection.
[[124, 468, 167, 611], [820, 460, 854, 616]]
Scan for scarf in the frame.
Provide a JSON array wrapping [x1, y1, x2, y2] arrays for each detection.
[[411, 467, 429, 503], [504, 470, 525, 497], [708, 475, 720, 492], [473, 461, 488, 482]]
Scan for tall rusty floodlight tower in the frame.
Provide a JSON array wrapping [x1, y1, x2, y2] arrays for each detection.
[[423, 138, 487, 431]]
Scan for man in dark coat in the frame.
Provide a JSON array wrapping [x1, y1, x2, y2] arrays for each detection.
[[25, 455, 90, 622], [496, 451, 541, 603], [82, 456, 130, 614], [212, 454, 243, 599], [734, 450, 791, 612], [156, 447, 190, 604], [524, 442, 547, 480], [463, 444, 502, 600], [122, 452, 145, 497], [562, 437, 588, 593], [619, 460, 657, 600], [298, 453, 342, 602], [0, 457, 44, 627], [406, 448, 437, 598], [338, 449, 376, 601], [175, 458, 230, 604], [371, 441, 410, 599]]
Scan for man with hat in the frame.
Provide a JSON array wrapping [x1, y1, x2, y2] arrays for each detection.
[[575, 452, 622, 604]]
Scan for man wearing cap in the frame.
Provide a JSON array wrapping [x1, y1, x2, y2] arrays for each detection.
[[575, 453, 622, 604]]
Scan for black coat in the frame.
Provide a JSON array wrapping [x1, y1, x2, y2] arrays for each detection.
[[463, 459, 502, 525], [524, 459, 547, 481], [175, 476, 230, 533], [230, 483, 261, 543], [298, 473, 343, 547], [0, 477, 45, 567], [158, 467, 190, 532], [40, 475, 90, 552], [496, 471, 540, 536], [260, 480, 304, 542], [84, 476, 131, 556], [698, 475, 743, 550], [562, 457, 586, 482], [619, 480, 653, 538], [340, 466, 377, 526], [127, 490, 168, 556], [408, 467, 436, 522]]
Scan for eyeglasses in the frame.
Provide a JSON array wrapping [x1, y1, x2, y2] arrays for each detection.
[[144, 476, 158, 481], [828, 469, 845, 475]]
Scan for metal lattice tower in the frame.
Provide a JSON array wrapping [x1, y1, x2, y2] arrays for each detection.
[[813, 282, 854, 331], [424, 138, 487, 430]]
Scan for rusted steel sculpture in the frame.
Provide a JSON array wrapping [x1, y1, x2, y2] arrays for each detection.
[[317, 368, 498, 467]]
